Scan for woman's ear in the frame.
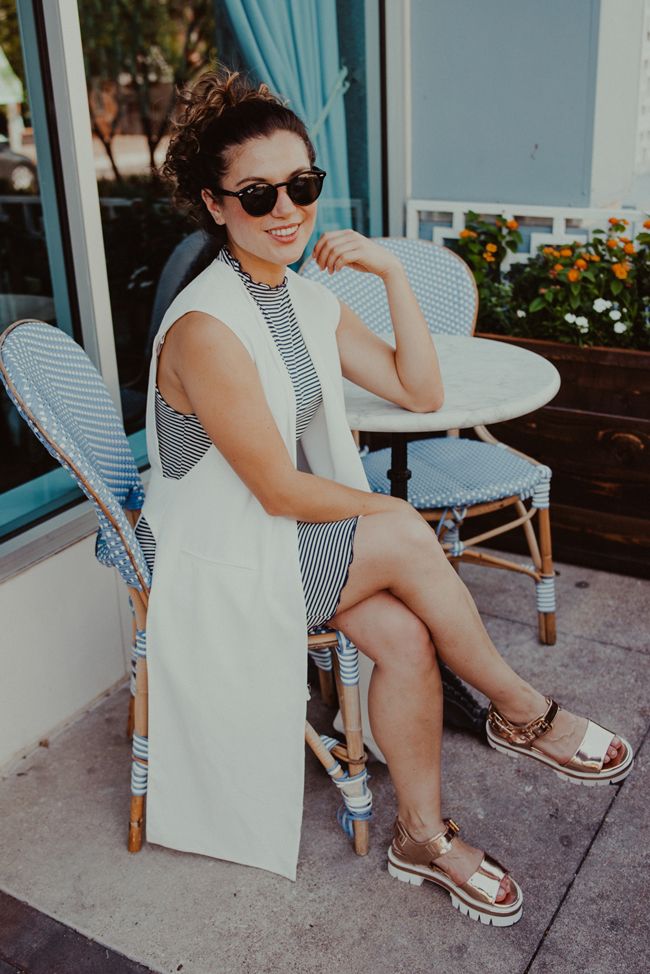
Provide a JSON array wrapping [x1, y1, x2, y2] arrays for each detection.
[[201, 189, 225, 226]]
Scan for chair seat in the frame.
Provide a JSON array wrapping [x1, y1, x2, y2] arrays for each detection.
[[362, 438, 551, 509]]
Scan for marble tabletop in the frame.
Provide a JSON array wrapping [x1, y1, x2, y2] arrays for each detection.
[[344, 333, 561, 433]]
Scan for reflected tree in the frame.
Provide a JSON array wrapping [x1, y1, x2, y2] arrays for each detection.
[[79, 0, 217, 180]]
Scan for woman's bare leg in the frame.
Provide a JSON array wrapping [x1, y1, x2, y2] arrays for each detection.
[[329, 589, 513, 902], [332, 510, 621, 767]]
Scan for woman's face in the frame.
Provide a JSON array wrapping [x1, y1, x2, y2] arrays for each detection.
[[202, 130, 317, 278]]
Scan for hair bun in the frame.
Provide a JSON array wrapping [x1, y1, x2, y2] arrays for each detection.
[[176, 66, 284, 130]]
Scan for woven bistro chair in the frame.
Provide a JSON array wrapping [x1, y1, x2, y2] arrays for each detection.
[[301, 238, 556, 645], [0, 318, 372, 855]]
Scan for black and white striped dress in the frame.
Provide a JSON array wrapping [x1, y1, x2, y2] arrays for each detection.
[[135, 247, 359, 632]]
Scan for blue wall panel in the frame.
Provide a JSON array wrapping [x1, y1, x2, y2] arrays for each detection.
[[410, 0, 600, 205]]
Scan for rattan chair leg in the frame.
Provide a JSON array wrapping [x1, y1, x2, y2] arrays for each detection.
[[332, 647, 370, 856], [128, 653, 148, 852], [126, 695, 135, 740], [128, 591, 149, 853], [318, 668, 337, 707], [515, 499, 542, 571], [536, 506, 556, 645], [126, 605, 137, 738], [128, 795, 145, 853]]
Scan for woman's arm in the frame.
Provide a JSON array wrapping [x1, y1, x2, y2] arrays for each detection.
[[312, 231, 444, 412], [158, 311, 413, 522]]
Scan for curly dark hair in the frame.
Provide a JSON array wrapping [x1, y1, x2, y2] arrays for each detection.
[[162, 66, 316, 242]]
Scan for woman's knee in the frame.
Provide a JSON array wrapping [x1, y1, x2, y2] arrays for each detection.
[[375, 508, 443, 567], [368, 597, 435, 673]]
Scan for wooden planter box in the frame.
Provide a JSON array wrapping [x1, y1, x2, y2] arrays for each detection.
[[473, 334, 650, 578]]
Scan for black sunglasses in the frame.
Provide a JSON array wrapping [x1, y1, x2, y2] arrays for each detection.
[[213, 167, 326, 217]]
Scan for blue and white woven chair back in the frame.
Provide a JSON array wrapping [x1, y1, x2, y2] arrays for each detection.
[[0, 320, 150, 592], [301, 238, 478, 338]]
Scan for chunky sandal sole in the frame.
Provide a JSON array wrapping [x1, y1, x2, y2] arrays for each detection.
[[486, 726, 634, 786], [387, 848, 523, 927]]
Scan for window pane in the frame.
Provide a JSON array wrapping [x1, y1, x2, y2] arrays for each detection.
[[0, 0, 80, 541], [77, 0, 222, 437]]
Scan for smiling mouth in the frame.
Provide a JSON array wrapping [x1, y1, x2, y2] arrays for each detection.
[[266, 224, 301, 239]]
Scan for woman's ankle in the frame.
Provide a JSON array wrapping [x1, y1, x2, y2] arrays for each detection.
[[491, 683, 548, 725], [398, 808, 446, 842]]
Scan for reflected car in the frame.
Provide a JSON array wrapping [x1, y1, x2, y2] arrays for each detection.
[[0, 135, 37, 192]]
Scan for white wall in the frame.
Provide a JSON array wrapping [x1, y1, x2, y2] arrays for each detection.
[[591, 0, 645, 205], [0, 535, 132, 769]]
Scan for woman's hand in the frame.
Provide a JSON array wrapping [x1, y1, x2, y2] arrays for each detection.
[[312, 229, 402, 280]]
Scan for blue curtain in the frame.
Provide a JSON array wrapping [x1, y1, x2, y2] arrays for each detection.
[[220, 0, 352, 240]]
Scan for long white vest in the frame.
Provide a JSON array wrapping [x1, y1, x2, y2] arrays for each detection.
[[142, 259, 378, 880]]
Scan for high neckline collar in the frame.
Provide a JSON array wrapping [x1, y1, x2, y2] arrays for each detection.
[[221, 246, 287, 291]]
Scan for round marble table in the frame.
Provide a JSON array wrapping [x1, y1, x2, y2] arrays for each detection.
[[344, 333, 561, 434], [345, 333, 560, 499]]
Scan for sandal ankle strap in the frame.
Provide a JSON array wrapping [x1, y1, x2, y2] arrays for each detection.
[[393, 817, 460, 860], [488, 696, 560, 746]]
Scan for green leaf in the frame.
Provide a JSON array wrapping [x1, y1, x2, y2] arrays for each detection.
[[611, 279, 623, 295], [529, 297, 545, 313]]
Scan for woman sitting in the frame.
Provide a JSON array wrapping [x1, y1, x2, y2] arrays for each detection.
[[135, 67, 633, 928]]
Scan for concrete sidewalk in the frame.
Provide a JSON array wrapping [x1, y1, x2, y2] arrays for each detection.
[[0, 552, 648, 974]]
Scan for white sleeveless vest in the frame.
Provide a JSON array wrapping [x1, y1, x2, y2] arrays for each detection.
[[141, 259, 378, 880]]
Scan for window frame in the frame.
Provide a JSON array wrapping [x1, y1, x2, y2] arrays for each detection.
[[1, 0, 390, 578]]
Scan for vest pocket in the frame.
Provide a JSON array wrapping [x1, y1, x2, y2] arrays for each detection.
[[179, 547, 259, 573]]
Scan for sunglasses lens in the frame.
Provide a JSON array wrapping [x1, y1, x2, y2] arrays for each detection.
[[288, 173, 324, 206], [240, 184, 277, 216]]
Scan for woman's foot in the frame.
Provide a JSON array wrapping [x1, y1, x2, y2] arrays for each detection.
[[388, 818, 523, 926], [487, 690, 633, 785], [494, 689, 623, 765], [404, 818, 514, 903]]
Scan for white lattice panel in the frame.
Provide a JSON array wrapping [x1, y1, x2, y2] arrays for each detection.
[[406, 199, 647, 268]]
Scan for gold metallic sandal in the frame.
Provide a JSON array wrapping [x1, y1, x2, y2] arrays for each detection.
[[387, 818, 523, 927], [486, 696, 634, 786]]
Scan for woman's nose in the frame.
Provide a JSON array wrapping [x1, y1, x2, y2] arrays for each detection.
[[272, 185, 298, 217]]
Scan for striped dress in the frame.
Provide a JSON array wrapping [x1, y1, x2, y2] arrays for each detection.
[[135, 246, 359, 632]]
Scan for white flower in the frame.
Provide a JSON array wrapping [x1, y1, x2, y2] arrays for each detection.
[[576, 319, 589, 334], [609, 309, 622, 321], [564, 313, 577, 323], [516, 309, 526, 318], [593, 298, 611, 313], [613, 321, 628, 334]]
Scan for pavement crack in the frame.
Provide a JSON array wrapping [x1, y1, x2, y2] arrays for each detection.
[[522, 720, 650, 974], [477, 607, 649, 659]]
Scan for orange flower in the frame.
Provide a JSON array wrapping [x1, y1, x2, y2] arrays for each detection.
[[619, 236, 631, 243], [554, 263, 564, 272], [459, 229, 477, 239], [606, 238, 619, 249], [483, 252, 495, 262], [567, 269, 581, 282], [608, 217, 620, 225], [624, 243, 635, 255], [543, 246, 555, 256], [589, 253, 601, 262], [644, 219, 650, 229], [574, 258, 588, 270], [612, 262, 629, 280], [486, 243, 498, 253], [560, 248, 573, 257], [506, 219, 518, 230]]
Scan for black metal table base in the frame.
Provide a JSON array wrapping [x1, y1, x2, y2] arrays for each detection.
[[387, 433, 488, 743]]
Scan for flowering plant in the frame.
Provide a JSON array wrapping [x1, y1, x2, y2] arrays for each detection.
[[452, 214, 650, 349]]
